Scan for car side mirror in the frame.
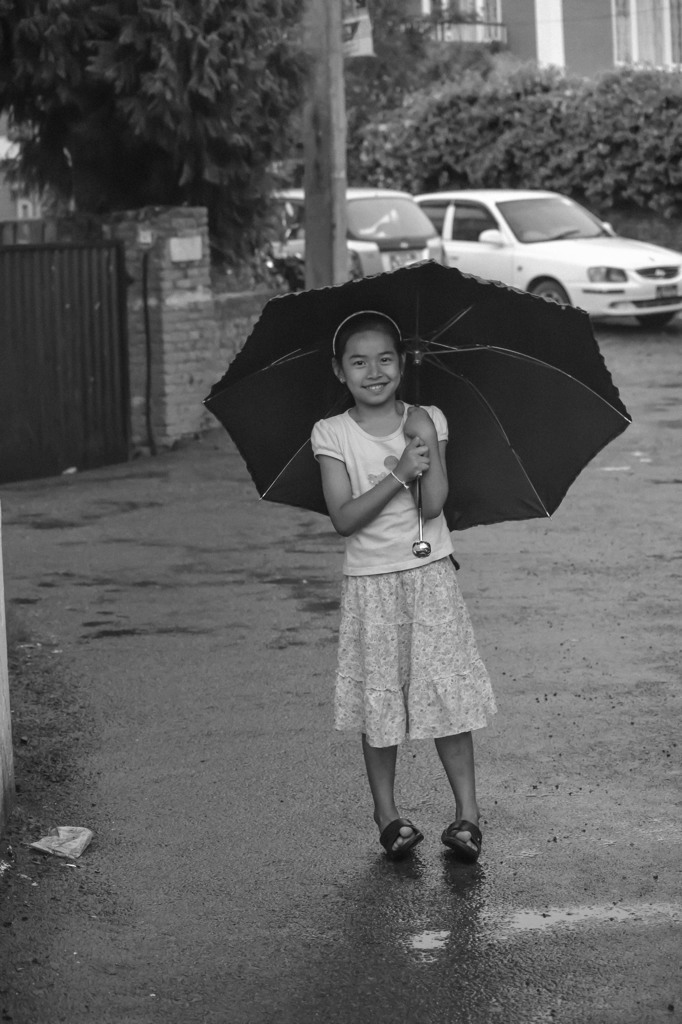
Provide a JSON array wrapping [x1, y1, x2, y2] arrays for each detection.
[[478, 229, 505, 247], [601, 221, 616, 237]]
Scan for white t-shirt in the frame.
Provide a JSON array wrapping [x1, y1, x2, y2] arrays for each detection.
[[311, 403, 453, 576]]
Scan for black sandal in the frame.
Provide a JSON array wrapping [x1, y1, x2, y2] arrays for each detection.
[[379, 818, 424, 860], [441, 819, 482, 862]]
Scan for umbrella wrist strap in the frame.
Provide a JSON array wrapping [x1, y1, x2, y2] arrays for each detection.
[[390, 470, 410, 490]]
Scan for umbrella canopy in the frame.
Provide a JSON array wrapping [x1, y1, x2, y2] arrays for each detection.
[[205, 261, 631, 530]]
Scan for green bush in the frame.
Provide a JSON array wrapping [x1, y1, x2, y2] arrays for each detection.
[[354, 64, 682, 219]]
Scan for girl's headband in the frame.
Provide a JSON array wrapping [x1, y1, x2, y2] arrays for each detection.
[[332, 310, 402, 357]]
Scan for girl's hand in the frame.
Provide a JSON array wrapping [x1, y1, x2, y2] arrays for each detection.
[[404, 406, 437, 445], [396, 436, 430, 483]]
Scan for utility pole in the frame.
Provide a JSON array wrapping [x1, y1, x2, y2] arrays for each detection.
[[303, 0, 348, 289]]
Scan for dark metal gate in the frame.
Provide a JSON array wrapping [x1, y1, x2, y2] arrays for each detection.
[[0, 241, 129, 484]]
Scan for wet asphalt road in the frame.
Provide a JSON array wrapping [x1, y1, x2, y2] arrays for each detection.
[[0, 318, 681, 1024]]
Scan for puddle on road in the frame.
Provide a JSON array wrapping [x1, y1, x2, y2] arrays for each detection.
[[487, 902, 682, 942], [493, 902, 681, 938], [406, 930, 451, 962], [6, 500, 164, 530], [403, 902, 682, 960], [80, 625, 213, 640], [303, 599, 340, 613]]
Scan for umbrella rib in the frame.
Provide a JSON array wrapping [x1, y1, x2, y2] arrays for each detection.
[[431, 345, 632, 424], [268, 348, 316, 369], [260, 394, 348, 502], [424, 305, 474, 345], [420, 338, 467, 354], [260, 437, 314, 502], [430, 355, 552, 518]]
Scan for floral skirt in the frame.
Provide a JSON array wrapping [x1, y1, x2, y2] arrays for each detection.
[[335, 557, 496, 748]]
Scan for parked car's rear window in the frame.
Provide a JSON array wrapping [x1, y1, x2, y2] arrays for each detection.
[[347, 197, 436, 241], [497, 197, 606, 243]]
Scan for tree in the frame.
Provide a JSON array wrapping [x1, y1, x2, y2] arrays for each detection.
[[352, 61, 682, 224], [344, 0, 496, 185], [0, 0, 308, 261]]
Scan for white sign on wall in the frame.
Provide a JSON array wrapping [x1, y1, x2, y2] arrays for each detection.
[[169, 236, 203, 263]]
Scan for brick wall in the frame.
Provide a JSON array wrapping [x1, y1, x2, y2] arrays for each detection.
[[213, 289, 278, 368], [105, 206, 279, 449]]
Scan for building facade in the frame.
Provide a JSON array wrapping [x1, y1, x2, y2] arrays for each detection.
[[0, 115, 42, 223], [413, 0, 682, 75], [404, 0, 506, 44], [0, 115, 18, 220]]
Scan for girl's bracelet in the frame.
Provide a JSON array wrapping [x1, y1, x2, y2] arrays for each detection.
[[390, 469, 410, 490]]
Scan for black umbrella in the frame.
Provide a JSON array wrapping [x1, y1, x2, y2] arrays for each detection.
[[204, 261, 630, 530]]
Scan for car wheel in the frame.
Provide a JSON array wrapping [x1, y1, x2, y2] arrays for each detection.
[[635, 312, 677, 328], [529, 278, 571, 306]]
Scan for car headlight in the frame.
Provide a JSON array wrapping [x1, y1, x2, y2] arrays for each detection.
[[587, 267, 628, 283]]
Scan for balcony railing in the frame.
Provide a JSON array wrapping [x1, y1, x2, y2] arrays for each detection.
[[404, 17, 507, 46]]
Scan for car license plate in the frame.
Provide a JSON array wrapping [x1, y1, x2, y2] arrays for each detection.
[[389, 250, 421, 270], [656, 283, 678, 298]]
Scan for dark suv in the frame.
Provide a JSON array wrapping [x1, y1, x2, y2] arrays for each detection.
[[269, 187, 443, 287]]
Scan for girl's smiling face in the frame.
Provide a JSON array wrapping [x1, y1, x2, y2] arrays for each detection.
[[335, 329, 404, 409]]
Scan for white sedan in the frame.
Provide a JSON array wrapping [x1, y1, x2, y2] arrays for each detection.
[[414, 189, 682, 327]]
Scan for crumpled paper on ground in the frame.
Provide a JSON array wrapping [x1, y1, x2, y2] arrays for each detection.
[[30, 826, 94, 859]]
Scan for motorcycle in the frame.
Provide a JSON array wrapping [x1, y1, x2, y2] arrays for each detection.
[[263, 244, 305, 293]]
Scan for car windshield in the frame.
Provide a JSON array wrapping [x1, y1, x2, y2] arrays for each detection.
[[347, 197, 436, 240], [496, 196, 607, 243]]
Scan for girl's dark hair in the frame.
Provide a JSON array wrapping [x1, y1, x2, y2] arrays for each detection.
[[332, 310, 404, 360]]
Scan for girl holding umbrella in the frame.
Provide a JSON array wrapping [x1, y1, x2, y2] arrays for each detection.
[[312, 310, 497, 862]]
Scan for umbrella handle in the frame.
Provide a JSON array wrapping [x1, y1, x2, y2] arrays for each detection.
[[412, 477, 432, 559]]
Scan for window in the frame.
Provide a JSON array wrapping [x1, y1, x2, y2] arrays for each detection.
[[418, 201, 451, 233], [449, 203, 497, 242], [613, 0, 682, 66], [496, 197, 605, 243], [482, 0, 501, 22], [346, 197, 437, 240], [613, 0, 632, 62], [637, 0, 666, 64], [17, 199, 36, 220], [672, 0, 682, 61], [427, 0, 500, 20]]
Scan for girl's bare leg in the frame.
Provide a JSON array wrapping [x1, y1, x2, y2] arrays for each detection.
[[434, 731, 480, 853], [362, 734, 417, 853]]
